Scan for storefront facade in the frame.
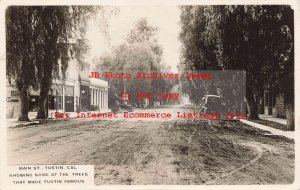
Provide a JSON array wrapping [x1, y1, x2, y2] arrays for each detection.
[[6, 62, 109, 118]]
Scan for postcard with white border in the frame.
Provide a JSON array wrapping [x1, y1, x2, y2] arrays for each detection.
[[0, 0, 299, 190]]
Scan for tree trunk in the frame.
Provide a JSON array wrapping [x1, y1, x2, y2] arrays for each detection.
[[36, 85, 49, 119], [282, 55, 294, 130], [246, 88, 259, 120], [284, 93, 294, 131], [36, 11, 57, 119], [36, 47, 53, 119], [18, 87, 30, 121]]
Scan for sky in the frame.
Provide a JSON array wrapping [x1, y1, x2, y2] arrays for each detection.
[[85, 6, 181, 72]]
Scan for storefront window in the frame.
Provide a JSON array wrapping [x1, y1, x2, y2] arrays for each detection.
[[29, 96, 39, 111], [65, 86, 74, 112], [54, 85, 63, 110], [65, 85, 74, 96]]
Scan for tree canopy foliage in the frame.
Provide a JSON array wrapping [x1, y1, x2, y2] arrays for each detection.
[[6, 6, 116, 120], [95, 18, 176, 107], [179, 5, 294, 130]]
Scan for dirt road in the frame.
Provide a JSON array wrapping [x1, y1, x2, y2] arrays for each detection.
[[7, 105, 294, 185]]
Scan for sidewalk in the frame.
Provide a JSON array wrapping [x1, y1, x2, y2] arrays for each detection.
[[240, 114, 293, 140], [6, 110, 111, 128], [6, 114, 39, 128], [259, 114, 287, 125]]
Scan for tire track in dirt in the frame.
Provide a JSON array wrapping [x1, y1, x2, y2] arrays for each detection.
[[150, 121, 185, 184], [93, 120, 181, 185], [168, 118, 290, 184], [205, 142, 264, 184], [7, 106, 294, 184]]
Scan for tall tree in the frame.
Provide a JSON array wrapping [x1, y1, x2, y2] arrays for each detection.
[[126, 18, 163, 64], [6, 6, 117, 120], [6, 7, 39, 121], [95, 18, 176, 107], [35, 6, 101, 119], [179, 5, 294, 130]]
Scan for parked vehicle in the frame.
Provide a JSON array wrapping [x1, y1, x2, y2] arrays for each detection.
[[119, 103, 134, 112], [200, 95, 227, 114], [111, 101, 134, 112]]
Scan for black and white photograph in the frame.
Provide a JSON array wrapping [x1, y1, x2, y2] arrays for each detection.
[[1, 1, 298, 189]]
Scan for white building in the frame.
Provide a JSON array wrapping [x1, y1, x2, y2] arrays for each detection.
[[6, 47, 109, 118]]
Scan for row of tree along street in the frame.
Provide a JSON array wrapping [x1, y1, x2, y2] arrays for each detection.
[[93, 18, 177, 108], [6, 7, 176, 119], [6, 5, 294, 131], [178, 5, 294, 130], [6, 6, 117, 121]]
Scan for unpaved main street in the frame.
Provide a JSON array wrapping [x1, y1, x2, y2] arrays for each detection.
[[7, 105, 294, 185]]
